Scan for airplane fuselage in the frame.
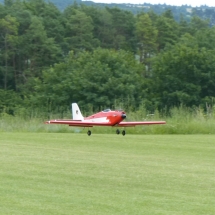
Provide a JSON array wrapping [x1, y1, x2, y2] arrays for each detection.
[[46, 110, 126, 127], [84, 110, 126, 126]]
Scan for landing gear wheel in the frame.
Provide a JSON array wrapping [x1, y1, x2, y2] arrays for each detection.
[[122, 130, 126, 136], [87, 130, 91, 136], [116, 129, 120, 135]]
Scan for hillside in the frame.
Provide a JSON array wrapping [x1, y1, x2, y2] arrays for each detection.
[[0, 0, 215, 24]]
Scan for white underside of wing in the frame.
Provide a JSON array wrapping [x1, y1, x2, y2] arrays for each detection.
[[83, 117, 109, 123]]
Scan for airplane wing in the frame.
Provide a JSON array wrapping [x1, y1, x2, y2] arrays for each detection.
[[46, 120, 111, 127], [116, 121, 166, 127], [46, 120, 166, 127]]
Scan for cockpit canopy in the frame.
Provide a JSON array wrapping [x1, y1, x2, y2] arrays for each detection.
[[102, 109, 111, 112], [102, 109, 124, 112]]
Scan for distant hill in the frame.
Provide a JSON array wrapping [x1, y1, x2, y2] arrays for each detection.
[[0, 0, 215, 25]]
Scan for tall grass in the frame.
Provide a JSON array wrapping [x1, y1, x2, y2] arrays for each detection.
[[1, 105, 215, 134]]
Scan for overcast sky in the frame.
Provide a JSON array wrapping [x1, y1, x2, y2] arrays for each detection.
[[89, 0, 215, 7]]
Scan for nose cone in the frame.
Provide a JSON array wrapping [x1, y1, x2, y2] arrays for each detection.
[[121, 113, 126, 119]]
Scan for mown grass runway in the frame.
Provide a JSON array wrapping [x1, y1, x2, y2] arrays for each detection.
[[0, 133, 215, 215]]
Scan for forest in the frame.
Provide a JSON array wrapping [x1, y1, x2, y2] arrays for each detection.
[[1, 0, 215, 24], [1, 0, 215, 118]]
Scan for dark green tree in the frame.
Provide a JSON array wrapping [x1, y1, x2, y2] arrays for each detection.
[[79, 6, 113, 49], [135, 13, 158, 75], [151, 33, 215, 108], [64, 7, 96, 53], [34, 48, 145, 111], [105, 7, 136, 52], [0, 15, 19, 89], [189, 16, 209, 35], [23, 0, 65, 47], [17, 15, 61, 95], [155, 10, 179, 51]]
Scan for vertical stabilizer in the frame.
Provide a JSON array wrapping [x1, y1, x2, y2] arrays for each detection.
[[72, 103, 84, 120]]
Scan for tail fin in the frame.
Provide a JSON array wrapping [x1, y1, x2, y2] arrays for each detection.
[[72, 103, 84, 120]]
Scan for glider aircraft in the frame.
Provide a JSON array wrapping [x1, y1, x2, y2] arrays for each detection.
[[46, 103, 166, 136]]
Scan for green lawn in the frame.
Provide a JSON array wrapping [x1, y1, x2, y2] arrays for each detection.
[[0, 133, 215, 215]]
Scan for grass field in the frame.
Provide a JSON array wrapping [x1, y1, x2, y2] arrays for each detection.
[[0, 133, 215, 215]]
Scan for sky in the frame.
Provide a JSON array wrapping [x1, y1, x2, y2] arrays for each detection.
[[89, 0, 215, 7]]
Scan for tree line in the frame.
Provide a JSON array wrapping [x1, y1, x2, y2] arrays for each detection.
[[1, 0, 215, 115]]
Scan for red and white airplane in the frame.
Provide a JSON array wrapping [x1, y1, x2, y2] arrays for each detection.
[[46, 103, 166, 136]]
